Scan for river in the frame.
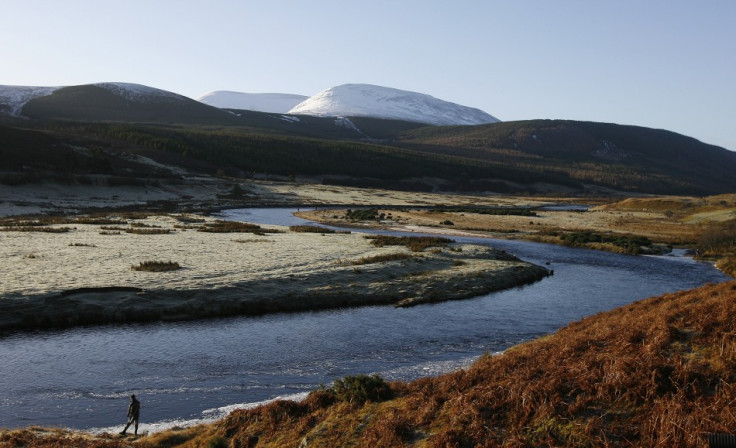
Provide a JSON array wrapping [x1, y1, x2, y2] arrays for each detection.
[[0, 208, 729, 433]]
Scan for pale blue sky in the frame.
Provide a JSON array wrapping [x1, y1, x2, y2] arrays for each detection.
[[2, 0, 734, 150]]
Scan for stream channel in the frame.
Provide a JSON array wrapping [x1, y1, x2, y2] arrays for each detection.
[[0, 207, 729, 432]]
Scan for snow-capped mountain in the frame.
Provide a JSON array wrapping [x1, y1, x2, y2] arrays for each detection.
[[288, 84, 500, 126], [197, 91, 308, 113], [0, 85, 60, 116]]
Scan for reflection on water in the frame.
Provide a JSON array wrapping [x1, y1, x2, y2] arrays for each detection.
[[0, 208, 729, 431]]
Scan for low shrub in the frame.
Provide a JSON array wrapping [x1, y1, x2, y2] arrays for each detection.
[[131, 261, 181, 272], [346, 208, 384, 221], [331, 374, 393, 404]]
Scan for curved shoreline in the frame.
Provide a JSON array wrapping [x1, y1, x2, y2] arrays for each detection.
[[0, 263, 550, 335]]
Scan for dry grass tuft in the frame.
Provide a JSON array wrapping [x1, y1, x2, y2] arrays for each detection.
[[131, 261, 181, 272], [289, 225, 335, 233]]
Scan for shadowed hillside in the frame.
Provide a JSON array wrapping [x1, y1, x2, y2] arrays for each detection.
[[21, 85, 239, 125], [398, 120, 736, 194]]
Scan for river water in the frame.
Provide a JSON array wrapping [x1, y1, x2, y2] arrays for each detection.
[[0, 208, 729, 433]]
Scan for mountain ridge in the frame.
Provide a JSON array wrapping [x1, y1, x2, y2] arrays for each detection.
[[0, 82, 500, 126]]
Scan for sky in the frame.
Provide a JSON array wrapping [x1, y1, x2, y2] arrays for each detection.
[[1, 0, 735, 150]]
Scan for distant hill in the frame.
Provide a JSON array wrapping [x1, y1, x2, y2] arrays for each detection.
[[21, 83, 239, 124], [396, 120, 736, 195], [198, 91, 308, 113], [289, 84, 500, 126]]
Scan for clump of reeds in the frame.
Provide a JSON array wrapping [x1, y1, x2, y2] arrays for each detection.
[[131, 261, 180, 272], [365, 235, 453, 252], [0, 226, 72, 233]]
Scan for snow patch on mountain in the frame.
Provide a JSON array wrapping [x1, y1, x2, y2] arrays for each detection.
[[95, 82, 184, 102], [197, 91, 309, 113], [0, 85, 59, 116], [288, 84, 500, 126]]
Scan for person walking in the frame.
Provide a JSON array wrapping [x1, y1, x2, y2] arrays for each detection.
[[120, 394, 140, 436]]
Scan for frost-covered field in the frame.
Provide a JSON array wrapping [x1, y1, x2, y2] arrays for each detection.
[[0, 214, 546, 332]]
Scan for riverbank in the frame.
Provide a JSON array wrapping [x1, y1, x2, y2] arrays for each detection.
[[0, 213, 549, 334]]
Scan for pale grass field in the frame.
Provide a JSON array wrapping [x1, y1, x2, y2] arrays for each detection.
[[1, 215, 410, 298], [0, 213, 549, 333]]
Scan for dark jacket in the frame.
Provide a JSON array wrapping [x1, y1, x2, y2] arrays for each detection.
[[127, 398, 140, 419]]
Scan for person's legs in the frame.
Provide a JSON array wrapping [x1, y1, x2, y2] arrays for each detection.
[[120, 418, 132, 434], [134, 417, 139, 435]]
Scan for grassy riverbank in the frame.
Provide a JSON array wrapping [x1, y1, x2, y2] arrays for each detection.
[[0, 213, 549, 334], [3, 280, 735, 447]]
